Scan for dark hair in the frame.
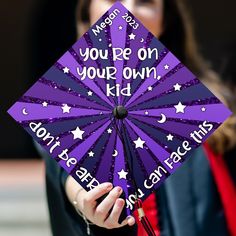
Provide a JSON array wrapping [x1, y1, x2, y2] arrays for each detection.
[[77, 0, 207, 75], [159, 0, 208, 75], [76, 0, 236, 154]]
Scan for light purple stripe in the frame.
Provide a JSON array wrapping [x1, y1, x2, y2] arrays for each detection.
[[129, 114, 198, 139], [125, 119, 171, 168], [8, 102, 110, 122], [110, 7, 128, 105], [24, 81, 109, 111], [127, 67, 195, 109], [125, 52, 180, 107], [129, 104, 232, 123], [113, 135, 129, 197], [58, 52, 114, 107], [69, 120, 110, 161]]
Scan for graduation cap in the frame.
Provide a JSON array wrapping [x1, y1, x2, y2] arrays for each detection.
[[8, 2, 232, 235]]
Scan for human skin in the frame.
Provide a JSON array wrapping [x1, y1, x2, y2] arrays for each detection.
[[65, 0, 163, 230]]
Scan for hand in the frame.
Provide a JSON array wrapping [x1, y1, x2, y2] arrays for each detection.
[[65, 176, 136, 229]]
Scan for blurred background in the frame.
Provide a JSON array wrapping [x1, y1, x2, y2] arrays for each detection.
[[0, 0, 235, 235]]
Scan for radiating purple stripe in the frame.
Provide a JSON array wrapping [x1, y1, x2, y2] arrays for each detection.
[[95, 131, 117, 182], [129, 114, 198, 140], [113, 135, 129, 192], [129, 104, 232, 123], [71, 36, 89, 58], [24, 81, 109, 111], [69, 118, 110, 157], [165, 117, 219, 126], [125, 52, 180, 108], [125, 119, 168, 173], [57, 52, 114, 107], [51, 118, 109, 152], [8, 102, 110, 122], [42, 66, 112, 110], [68, 120, 110, 162], [121, 32, 156, 106], [58, 119, 110, 173], [82, 32, 116, 106], [101, 14, 118, 106], [59, 48, 113, 106], [128, 82, 213, 111], [119, 17, 154, 106], [127, 66, 195, 109], [124, 119, 175, 173], [122, 121, 152, 194], [110, 7, 128, 105], [112, 135, 131, 216], [70, 35, 116, 106]]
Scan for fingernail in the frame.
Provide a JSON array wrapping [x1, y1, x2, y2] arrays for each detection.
[[105, 183, 113, 190], [127, 216, 135, 225], [116, 186, 122, 193], [117, 199, 124, 207]]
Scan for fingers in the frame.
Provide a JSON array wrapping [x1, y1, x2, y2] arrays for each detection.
[[118, 215, 136, 228], [104, 198, 126, 228], [103, 198, 135, 229], [81, 182, 113, 218], [76, 183, 136, 230], [96, 186, 122, 214], [84, 182, 113, 205], [94, 186, 123, 223], [127, 216, 136, 226]]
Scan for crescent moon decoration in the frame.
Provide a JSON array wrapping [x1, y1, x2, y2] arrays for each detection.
[[140, 38, 144, 43], [112, 149, 118, 157], [157, 113, 167, 124], [22, 108, 28, 115]]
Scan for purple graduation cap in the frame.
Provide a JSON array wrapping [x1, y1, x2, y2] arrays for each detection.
[[8, 2, 231, 233]]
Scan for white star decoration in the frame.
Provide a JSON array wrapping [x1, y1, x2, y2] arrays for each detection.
[[201, 107, 206, 112], [164, 64, 170, 70], [129, 33, 136, 40], [88, 91, 93, 96], [174, 102, 186, 114], [118, 26, 123, 30], [63, 67, 70, 74], [167, 134, 174, 141], [71, 127, 85, 140], [61, 104, 71, 113], [134, 137, 145, 149], [88, 151, 94, 157], [145, 111, 149, 115], [42, 102, 48, 107], [174, 83, 181, 91], [148, 86, 153, 91], [118, 169, 128, 180], [107, 128, 112, 134]]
